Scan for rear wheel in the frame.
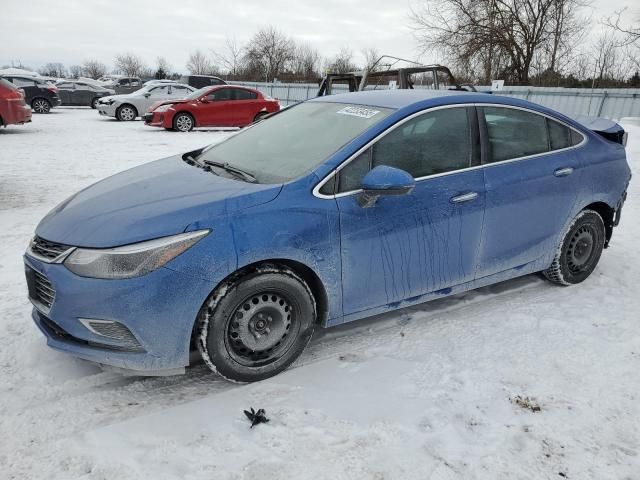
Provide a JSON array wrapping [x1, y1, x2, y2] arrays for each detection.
[[253, 111, 269, 123], [116, 104, 137, 121], [543, 210, 605, 285], [197, 267, 316, 382], [173, 112, 194, 132], [32, 98, 51, 114], [91, 97, 100, 109]]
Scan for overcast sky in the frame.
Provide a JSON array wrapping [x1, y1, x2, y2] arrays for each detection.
[[0, 0, 634, 73]]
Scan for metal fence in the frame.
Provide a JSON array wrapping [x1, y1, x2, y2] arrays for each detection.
[[232, 81, 640, 120]]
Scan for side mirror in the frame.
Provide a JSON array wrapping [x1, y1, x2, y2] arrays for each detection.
[[200, 97, 210, 103], [357, 165, 415, 208], [144, 93, 151, 98]]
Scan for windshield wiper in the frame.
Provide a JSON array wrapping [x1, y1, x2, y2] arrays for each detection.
[[183, 153, 202, 167], [202, 160, 258, 183]]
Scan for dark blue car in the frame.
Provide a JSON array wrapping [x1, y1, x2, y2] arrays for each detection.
[[24, 90, 631, 382]]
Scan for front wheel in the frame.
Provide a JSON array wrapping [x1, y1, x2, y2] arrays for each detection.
[[116, 104, 137, 121], [32, 98, 51, 114], [197, 267, 316, 383], [543, 209, 605, 285], [173, 112, 194, 132]]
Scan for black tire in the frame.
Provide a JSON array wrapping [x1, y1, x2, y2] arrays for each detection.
[[91, 97, 99, 109], [32, 98, 51, 114], [253, 111, 269, 122], [173, 112, 194, 132], [116, 104, 137, 121], [197, 266, 316, 383], [543, 209, 605, 285]]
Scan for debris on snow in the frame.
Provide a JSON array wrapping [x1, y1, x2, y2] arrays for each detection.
[[511, 395, 542, 412], [244, 407, 270, 428]]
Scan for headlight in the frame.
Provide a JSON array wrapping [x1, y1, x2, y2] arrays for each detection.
[[154, 104, 173, 113], [64, 230, 209, 279]]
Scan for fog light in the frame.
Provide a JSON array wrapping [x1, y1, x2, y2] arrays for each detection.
[[79, 318, 143, 350]]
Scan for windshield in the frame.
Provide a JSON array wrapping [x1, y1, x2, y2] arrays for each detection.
[[197, 102, 393, 184]]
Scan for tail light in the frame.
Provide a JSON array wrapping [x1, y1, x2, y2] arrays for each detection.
[[7, 89, 25, 103], [46, 85, 58, 93]]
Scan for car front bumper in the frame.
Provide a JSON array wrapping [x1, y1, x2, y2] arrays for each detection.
[[97, 102, 117, 118], [143, 111, 165, 127], [24, 253, 214, 372]]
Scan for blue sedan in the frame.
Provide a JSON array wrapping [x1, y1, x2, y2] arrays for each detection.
[[24, 90, 631, 382]]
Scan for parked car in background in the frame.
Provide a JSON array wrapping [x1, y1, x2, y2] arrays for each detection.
[[144, 85, 279, 131], [180, 75, 226, 89], [0, 75, 60, 113], [101, 77, 143, 95], [24, 90, 630, 382], [143, 79, 175, 87], [55, 80, 115, 108], [97, 82, 196, 121], [0, 78, 32, 127]]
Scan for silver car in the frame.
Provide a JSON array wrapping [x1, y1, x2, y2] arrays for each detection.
[[97, 83, 196, 121]]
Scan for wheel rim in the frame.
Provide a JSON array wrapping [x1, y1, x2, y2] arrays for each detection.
[[33, 100, 49, 113], [176, 115, 192, 131], [225, 292, 299, 367], [120, 107, 135, 121], [92, 98, 98, 108], [566, 225, 596, 273]]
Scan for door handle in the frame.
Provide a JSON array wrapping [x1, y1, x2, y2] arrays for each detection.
[[554, 167, 574, 177], [450, 192, 478, 204]]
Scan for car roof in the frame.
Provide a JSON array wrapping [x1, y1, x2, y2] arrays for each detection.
[[310, 89, 478, 109]]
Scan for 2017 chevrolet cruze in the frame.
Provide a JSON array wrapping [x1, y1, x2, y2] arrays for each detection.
[[24, 90, 630, 382]]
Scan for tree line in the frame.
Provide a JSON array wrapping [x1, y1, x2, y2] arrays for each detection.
[[411, 0, 640, 87], [4, 12, 640, 87]]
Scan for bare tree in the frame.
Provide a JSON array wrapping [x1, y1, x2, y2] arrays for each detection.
[[362, 48, 382, 72], [82, 59, 107, 79], [604, 8, 640, 46], [186, 50, 216, 75], [325, 47, 357, 74], [411, 0, 589, 84], [213, 37, 245, 79], [68, 65, 83, 79], [114, 53, 146, 77], [38, 62, 67, 78], [290, 43, 322, 80], [244, 26, 295, 81]]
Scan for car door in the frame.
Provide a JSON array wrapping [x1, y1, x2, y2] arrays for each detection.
[[475, 105, 584, 278], [74, 83, 93, 105], [332, 106, 486, 315], [142, 85, 169, 113], [169, 84, 192, 100], [199, 87, 235, 126], [230, 88, 260, 126], [10, 77, 36, 104], [56, 82, 74, 104]]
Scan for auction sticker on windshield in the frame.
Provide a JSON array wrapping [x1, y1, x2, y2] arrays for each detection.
[[336, 106, 381, 119]]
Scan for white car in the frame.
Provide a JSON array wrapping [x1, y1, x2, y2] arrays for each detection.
[[97, 83, 196, 121]]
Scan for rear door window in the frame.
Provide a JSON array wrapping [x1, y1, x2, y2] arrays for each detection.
[[482, 107, 549, 162], [233, 89, 258, 100]]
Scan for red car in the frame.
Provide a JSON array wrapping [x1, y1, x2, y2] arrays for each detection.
[[144, 85, 280, 132], [0, 78, 32, 128]]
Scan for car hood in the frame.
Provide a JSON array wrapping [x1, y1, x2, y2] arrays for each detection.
[[151, 98, 191, 110], [36, 154, 282, 248]]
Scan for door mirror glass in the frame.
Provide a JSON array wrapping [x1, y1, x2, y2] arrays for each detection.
[[358, 165, 415, 208]]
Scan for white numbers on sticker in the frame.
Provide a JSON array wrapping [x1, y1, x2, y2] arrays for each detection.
[[336, 106, 381, 119]]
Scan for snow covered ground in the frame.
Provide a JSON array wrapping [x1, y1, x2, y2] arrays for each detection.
[[1, 109, 639, 479]]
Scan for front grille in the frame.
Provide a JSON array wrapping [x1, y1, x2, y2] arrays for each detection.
[[25, 266, 56, 311], [30, 236, 71, 261]]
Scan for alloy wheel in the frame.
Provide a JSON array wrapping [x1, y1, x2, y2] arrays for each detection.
[[118, 106, 136, 121], [32, 99, 50, 114], [175, 115, 193, 132]]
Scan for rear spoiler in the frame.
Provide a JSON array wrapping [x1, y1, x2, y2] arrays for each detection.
[[574, 116, 627, 147]]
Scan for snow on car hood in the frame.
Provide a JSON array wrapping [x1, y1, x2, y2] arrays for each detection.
[[35, 154, 282, 248]]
